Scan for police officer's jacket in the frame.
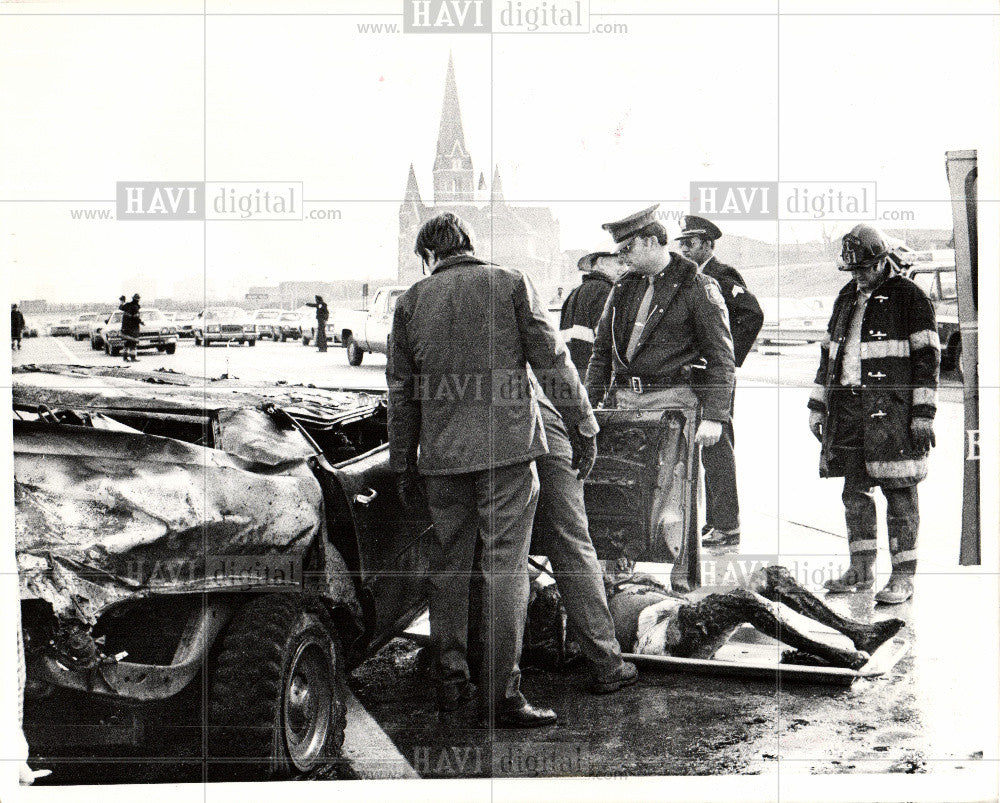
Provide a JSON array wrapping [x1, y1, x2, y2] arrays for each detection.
[[808, 271, 939, 486], [387, 254, 598, 475], [559, 272, 614, 376], [585, 253, 736, 422], [701, 256, 764, 367]]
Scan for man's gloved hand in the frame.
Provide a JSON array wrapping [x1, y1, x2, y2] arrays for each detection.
[[570, 427, 597, 481], [119, 295, 126, 304], [694, 420, 723, 447], [809, 410, 825, 442], [396, 467, 425, 511], [910, 417, 936, 451]]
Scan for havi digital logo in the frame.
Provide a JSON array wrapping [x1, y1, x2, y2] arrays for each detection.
[[404, 0, 491, 32]]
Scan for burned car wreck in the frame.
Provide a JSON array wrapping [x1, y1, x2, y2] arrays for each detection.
[[13, 364, 700, 779]]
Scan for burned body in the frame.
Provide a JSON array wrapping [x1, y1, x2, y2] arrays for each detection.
[[529, 566, 904, 671]]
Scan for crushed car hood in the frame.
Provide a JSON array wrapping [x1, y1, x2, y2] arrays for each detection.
[[13, 365, 379, 623]]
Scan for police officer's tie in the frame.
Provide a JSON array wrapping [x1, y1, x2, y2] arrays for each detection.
[[625, 276, 656, 363]]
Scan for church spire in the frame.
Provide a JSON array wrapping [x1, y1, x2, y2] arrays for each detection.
[[433, 53, 474, 204], [404, 163, 422, 203], [491, 165, 505, 203]]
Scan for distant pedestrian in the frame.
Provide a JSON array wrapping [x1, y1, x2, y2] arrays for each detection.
[[11, 303, 26, 350], [809, 224, 939, 605], [119, 293, 143, 362], [306, 295, 329, 352]]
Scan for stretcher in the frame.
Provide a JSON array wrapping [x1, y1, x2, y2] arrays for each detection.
[[624, 626, 910, 687]]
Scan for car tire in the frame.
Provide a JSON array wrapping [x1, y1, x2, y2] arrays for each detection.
[[207, 595, 347, 781], [345, 336, 364, 367], [90, 337, 100, 351], [165, 343, 176, 355], [302, 336, 311, 346], [248, 339, 256, 347]]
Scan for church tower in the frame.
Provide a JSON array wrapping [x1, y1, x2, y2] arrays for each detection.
[[433, 54, 474, 204]]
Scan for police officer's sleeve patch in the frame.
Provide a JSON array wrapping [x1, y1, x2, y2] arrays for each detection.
[[705, 281, 726, 310]]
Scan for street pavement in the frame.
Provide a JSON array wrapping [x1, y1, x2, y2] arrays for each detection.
[[9, 334, 996, 786]]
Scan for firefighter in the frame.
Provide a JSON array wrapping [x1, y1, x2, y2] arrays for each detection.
[[808, 224, 939, 605], [305, 295, 329, 352], [676, 215, 764, 549], [560, 251, 624, 377], [118, 293, 142, 362]]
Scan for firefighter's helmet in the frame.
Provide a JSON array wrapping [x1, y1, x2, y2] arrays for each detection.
[[840, 224, 889, 270]]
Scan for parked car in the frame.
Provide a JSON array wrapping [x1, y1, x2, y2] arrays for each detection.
[[13, 363, 695, 778], [71, 312, 101, 341], [250, 308, 285, 340], [757, 297, 829, 345], [336, 285, 408, 365], [165, 311, 197, 338], [89, 311, 116, 350], [905, 261, 961, 372], [193, 307, 257, 347], [278, 311, 304, 342], [103, 307, 178, 356], [48, 319, 73, 337]]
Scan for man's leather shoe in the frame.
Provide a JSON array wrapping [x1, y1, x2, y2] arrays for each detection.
[[481, 701, 558, 728], [590, 661, 638, 694], [701, 527, 740, 548]]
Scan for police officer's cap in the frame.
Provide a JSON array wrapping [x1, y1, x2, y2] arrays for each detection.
[[132, 293, 141, 300], [840, 224, 888, 270], [601, 204, 660, 244], [577, 251, 615, 271], [677, 215, 722, 242]]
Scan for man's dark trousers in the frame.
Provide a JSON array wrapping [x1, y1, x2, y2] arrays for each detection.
[[423, 461, 539, 713], [701, 388, 740, 536]]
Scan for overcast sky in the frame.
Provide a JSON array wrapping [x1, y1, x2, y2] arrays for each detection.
[[1, 0, 998, 302]]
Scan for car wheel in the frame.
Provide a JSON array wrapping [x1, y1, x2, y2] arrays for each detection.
[[346, 336, 364, 366], [165, 343, 176, 355], [90, 337, 100, 351], [302, 336, 311, 346], [208, 595, 347, 781], [248, 339, 256, 347]]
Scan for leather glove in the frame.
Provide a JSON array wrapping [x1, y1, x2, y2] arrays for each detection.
[[396, 467, 425, 511], [809, 410, 825, 442], [570, 427, 597, 482], [694, 420, 723, 447], [910, 417, 936, 451], [119, 295, 126, 303]]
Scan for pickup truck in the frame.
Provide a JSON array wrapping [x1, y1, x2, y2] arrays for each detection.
[[14, 364, 700, 780], [904, 260, 961, 372], [335, 285, 408, 366]]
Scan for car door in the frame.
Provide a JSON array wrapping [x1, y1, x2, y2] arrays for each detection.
[[326, 444, 432, 651], [364, 290, 394, 353]]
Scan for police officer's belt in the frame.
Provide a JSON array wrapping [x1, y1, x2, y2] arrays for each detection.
[[612, 369, 691, 395]]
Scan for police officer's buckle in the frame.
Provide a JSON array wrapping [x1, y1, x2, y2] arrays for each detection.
[[630, 376, 644, 394]]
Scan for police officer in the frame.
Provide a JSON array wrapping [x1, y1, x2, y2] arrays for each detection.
[[808, 224, 939, 604], [676, 216, 764, 548], [560, 251, 624, 377], [586, 204, 735, 444]]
